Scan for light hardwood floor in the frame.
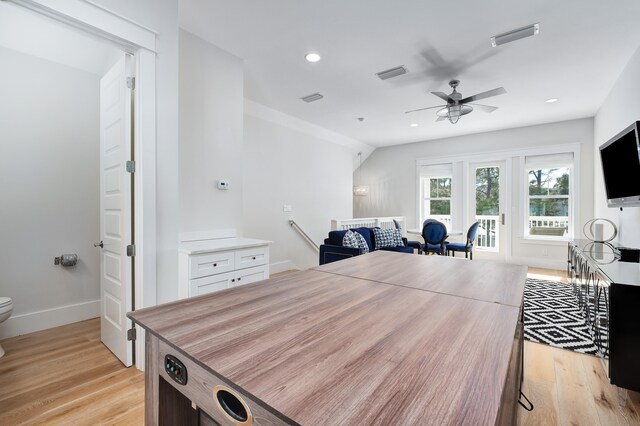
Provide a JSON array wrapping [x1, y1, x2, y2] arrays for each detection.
[[0, 319, 144, 425], [1, 268, 638, 425]]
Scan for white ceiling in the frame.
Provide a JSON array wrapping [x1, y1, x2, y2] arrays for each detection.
[[0, 2, 121, 76], [180, 0, 640, 148]]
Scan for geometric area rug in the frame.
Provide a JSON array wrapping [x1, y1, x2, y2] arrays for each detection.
[[524, 278, 598, 355]]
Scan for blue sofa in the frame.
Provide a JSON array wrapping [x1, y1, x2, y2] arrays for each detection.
[[319, 227, 413, 265]]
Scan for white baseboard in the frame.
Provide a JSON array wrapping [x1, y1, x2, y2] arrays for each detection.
[[0, 299, 100, 340], [270, 260, 298, 275], [509, 256, 568, 271]]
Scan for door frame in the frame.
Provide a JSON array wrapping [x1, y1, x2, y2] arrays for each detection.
[[10, 0, 158, 370], [416, 152, 513, 263]]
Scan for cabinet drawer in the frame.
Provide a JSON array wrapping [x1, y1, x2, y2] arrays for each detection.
[[232, 265, 268, 287], [190, 271, 233, 296], [190, 251, 235, 279], [235, 246, 268, 269]]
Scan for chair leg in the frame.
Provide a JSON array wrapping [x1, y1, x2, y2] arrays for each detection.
[[465, 251, 468, 259], [470, 251, 473, 260]]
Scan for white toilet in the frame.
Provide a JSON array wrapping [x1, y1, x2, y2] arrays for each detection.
[[0, 297, 13, 358]]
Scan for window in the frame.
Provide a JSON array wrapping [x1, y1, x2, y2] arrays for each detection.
[[419, 164, 453, 228], [525, 154, 572, 238]]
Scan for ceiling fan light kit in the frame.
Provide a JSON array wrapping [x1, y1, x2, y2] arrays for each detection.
[[491, 23, 539, 47], [405, 80, 505, 124]]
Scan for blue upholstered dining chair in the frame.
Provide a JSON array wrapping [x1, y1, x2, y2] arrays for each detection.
[[420, 220, 448, 255], [446, 221, 480, 260], [393, 219, 422, 254]]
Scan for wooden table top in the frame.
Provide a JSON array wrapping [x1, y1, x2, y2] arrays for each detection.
[[314, 250, 527, 307], [130, 253, 527, 425]]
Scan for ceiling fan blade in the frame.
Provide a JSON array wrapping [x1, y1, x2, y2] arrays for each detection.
[[435, 115, 447, 122], [431, 91, 452, 102], [405, 105, 446, 114], [469, 103, 499, 113], [460, 87, 506, 104]]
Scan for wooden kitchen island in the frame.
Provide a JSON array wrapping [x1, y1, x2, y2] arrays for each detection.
[[129, 251, 527, 425]]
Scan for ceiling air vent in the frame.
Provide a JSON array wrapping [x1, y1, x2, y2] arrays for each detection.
[[300, 92, 324, 103], [491, 23, 539, 47], [376, 65, 408, 80]]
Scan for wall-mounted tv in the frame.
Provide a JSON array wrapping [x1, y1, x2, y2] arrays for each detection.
[[599, 121, 640, 207]]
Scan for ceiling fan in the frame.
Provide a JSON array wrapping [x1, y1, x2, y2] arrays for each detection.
[[406, 80, 506, 124]]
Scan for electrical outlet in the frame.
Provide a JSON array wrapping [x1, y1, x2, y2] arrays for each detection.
[[283, 205, 292, 212], [542, 248, 549, 257]]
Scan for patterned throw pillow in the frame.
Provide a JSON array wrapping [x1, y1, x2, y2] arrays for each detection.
[[342, 230, 370, 254], [353, 231, 370, 254], [373, 228, 404, 249], [342, 230, 359, 248]]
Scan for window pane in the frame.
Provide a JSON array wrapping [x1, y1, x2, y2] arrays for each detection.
[[529, 168, 569, 196], [476, 167, 499, 215], [529, 198, 569, 216], [430, 200, 450, 215], [429, 178, 438, 197], [429, 177, 451, 198]]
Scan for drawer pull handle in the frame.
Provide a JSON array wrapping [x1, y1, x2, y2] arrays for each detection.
[[214, 387, 252, 424], [252, 256, 256, 260], [238, 277, 241, 281], [231, 279, 235, 282], [213, 263, 217, 267]]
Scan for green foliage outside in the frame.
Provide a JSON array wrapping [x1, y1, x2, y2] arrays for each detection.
[[476, 167, 500, 215], [428, 177, 451, 215], [528, 168, 570, 216]]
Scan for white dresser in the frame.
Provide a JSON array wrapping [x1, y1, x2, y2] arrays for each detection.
[[178, 235, 272, 299]]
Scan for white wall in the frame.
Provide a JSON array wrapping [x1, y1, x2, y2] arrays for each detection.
[[0, 47, 100, 338], [243, 103, 354, 271], [355, 118, 594, 269], [594, 46, 640, 248], [177, 32, 360, 272], [179, 30, 244, 233], [90, 0, 180, 304]]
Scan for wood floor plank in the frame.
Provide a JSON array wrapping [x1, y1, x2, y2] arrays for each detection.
[[524, 341, 557, 384], [0, 318, 144, 426], [582, 355, 640, 425], [518, 377, 560, 426]]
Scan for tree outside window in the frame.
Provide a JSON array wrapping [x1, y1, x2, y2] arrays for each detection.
[[421, 177, 451, 223], [527, 167, 570, 236]]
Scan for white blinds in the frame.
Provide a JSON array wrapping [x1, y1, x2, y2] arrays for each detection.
[[525, 152, 574, 169], [419, 163, 453, 178]]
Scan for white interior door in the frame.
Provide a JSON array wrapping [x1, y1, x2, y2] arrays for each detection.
[[468, 160, 506, 262], [99, 54, 133, 367]]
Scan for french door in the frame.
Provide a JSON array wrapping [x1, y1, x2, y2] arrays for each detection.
[[468, 161, 506, 262]]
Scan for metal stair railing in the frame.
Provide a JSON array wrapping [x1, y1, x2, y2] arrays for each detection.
[[289, 220, 319, 253]]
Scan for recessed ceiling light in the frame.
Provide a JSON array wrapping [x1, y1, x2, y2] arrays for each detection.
[[545, 98, 558, 103], [305, 52, 321, 63], [409, 123, 419, 128]]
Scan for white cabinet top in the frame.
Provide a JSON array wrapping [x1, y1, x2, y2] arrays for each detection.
[[179, 238, 272, 255]]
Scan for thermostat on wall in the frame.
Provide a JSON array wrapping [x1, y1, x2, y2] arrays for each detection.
[[217, 180, 230, 190]]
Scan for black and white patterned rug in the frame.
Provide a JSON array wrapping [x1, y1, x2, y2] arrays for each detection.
[[524, 278, 598, 355]]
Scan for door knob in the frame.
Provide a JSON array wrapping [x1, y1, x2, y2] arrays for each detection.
[[94, 241, 104, 248]]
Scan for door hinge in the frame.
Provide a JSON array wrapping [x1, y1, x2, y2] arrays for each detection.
[[126, 76, 135, 90], [126, 160, 136, 173], [127, 327, 137, 341], [127, 244, 136, 257]]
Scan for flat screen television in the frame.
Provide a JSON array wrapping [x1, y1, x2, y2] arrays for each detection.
[[599, 121, 640, 207]]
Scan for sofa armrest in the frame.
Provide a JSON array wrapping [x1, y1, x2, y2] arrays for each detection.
[[319, 244, 362, 265]]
